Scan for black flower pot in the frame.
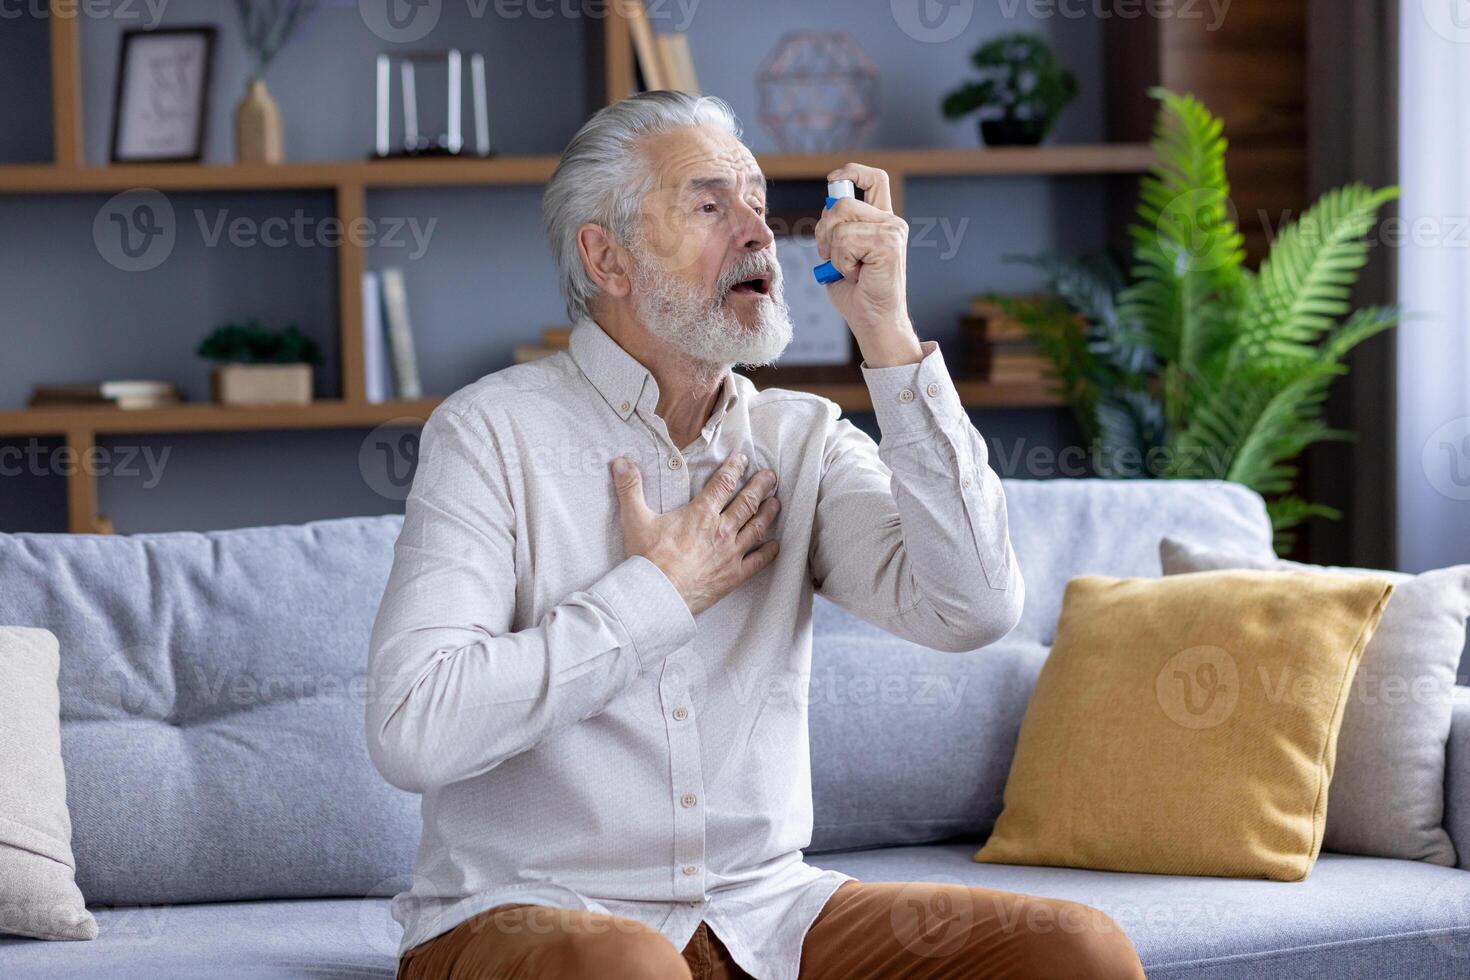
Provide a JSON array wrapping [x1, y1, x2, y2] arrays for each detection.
[[980, 117, 1048, 147]]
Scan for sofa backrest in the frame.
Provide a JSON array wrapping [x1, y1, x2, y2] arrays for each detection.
[[806, 477, 1275, 852], [0, 515, 418, 906], [1000, 477, 1273, 642], [0, 478, 1274, 902]]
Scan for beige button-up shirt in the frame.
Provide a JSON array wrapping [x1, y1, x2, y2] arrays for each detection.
[[366, 316, 1024, 979]]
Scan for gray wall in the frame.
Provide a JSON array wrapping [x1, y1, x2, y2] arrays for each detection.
[[2, 1, 1109, 532]]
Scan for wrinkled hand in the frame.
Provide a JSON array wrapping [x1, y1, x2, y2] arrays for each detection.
[[610, 451, 781, 615], [814, 162, 924, 368]]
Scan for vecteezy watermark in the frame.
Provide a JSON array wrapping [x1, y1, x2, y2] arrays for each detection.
[[93, 191, 438, 271], [889, 877, 976, 958], [995, 0, 1231, 30], [1153, 188, 1243, 274], [1256, 209, 1470, 252], [360, 418, 425, 501], [1156, 645, 1239, 729], [1, 0, 169, 26], [0, 438, 170, 488], [94, 189, 176, 272], [986, 438, 1236, 480], [1423, 416, 1470, 501], [891, 0, 975, 43], [1422, 0, 1470, 45], [359, 0, 443, 42], [357, 0, 700, 43], [193, 208, 437, 258], [770, 214, 969, 261]]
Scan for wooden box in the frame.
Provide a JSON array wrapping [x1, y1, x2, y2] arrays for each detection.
[[210, 363, 313, 406]]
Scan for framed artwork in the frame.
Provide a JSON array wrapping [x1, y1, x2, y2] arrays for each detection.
[[772, 235, 853, 367], [110, 27, 216, 163]]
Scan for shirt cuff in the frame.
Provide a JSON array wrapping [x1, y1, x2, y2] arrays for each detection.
[[589, 555, 697, 672], [860, 340, 966, 434]]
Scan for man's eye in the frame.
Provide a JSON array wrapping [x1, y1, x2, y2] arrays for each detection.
[[699, 203, 718, 214]]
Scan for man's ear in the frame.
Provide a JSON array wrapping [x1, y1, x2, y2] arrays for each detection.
[[576, 223, 633, 300]]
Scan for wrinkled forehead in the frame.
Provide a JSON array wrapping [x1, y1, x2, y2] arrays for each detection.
[[641, 125, 766, 202]]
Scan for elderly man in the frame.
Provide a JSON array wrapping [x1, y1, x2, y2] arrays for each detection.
[[367, 91, 1145, 980]]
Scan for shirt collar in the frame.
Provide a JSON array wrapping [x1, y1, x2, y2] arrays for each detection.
[[568, 316, 739, 426]]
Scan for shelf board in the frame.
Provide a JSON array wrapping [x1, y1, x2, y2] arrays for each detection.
[[0, 157, 562, 193], [748, 379, 1064, 412], [0, 399, 442, 436], [0, 145, 1152, 194], [0, 379, 1060, 436], [759, 144, 1155, 180]]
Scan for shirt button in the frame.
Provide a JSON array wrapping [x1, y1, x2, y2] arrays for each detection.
[[668, 455, 683, 470], [962, 472, 973, 489], [682, 865, 699, 876], [925, 382, 939, 397], [620, 400, 631, 412], [672, 706, 689, 721], [681, 793, 698, 808], [897, 387, 915, 403]]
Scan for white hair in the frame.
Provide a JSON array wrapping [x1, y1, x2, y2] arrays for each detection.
[[542, 90, 743, 324]]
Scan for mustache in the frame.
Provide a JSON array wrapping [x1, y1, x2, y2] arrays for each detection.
[[717, 254, 781, 295]]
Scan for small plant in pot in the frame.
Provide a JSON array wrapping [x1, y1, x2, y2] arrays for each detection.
[[197, 320, 323, 407], [941, 33, 1078, 146]]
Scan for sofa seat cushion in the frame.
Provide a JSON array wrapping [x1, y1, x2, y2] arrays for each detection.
[[0, 898, 399, 980], [808, 844, 1470, 979]]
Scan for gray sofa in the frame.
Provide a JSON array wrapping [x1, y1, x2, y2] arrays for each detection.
[[1, 478, 1467, 979]]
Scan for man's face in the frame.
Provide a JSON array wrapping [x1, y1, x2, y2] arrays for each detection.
[[626, 125, 792, 366]]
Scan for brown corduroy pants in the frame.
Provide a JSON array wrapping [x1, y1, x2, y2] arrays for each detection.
[[396, 879, 1148, 979]]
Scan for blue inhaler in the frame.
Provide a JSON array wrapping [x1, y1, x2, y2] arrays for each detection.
[[812, 179, 856, 285]]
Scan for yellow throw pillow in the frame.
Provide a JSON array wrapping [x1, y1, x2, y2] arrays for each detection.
[[975, 569, 1394, 881]]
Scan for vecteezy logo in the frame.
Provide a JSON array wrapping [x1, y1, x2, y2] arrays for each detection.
[[1423, 416, 1470, 501], [359, 0, 442, 43], [1423, 0, 1470, 44], [889, 878, 974, 958], [1157, 188, 1241, 274], [93, 189, 175, 272], [359, 418, 425, 500], [890, 0, 974, 43], [1156, 645, 1239, 730]]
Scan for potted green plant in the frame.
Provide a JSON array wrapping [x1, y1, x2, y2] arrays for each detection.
[[994, 88, 1398, 551], [941, 33, 1078, 146], [197, 320, 323, 407]]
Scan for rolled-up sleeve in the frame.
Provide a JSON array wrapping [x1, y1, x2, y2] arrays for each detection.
[[365, 406, 696, 794], [808, 339, 1024, 652]]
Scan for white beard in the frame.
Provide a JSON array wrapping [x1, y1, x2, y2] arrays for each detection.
[[628, 241, 794, 368]]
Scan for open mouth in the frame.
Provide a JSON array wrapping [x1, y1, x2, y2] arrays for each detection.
[[729, 276, 771, 296]]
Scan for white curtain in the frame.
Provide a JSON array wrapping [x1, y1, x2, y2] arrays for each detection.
[[1397, 2, 1470, 571]]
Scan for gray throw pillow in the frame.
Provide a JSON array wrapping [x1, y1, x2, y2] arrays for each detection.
[[1160, 536, 1470, 865], [0, 627, 96, 940]]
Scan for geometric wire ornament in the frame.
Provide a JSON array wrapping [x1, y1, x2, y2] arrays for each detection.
[[757, 31, 878, 153]]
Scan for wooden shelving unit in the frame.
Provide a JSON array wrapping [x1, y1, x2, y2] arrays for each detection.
[[0, 144, 1152, 195], [12, 1, 1134, 533], [0, 378, 1064, 440]]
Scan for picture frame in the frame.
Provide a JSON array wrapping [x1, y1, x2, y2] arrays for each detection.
[[110, 27, 216, 164]]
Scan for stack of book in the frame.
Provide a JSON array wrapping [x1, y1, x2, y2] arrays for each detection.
[[626, 0, 700, 93], [29, 380, 181, 410], [960, 295, 1060, 384], [363, 267, 422, 402], [513, 326, 573, 364]]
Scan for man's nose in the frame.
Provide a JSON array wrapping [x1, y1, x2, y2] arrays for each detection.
[[740, 207, 774, 251]]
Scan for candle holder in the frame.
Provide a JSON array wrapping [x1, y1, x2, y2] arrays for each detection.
[[372, 49, 492, 159]]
